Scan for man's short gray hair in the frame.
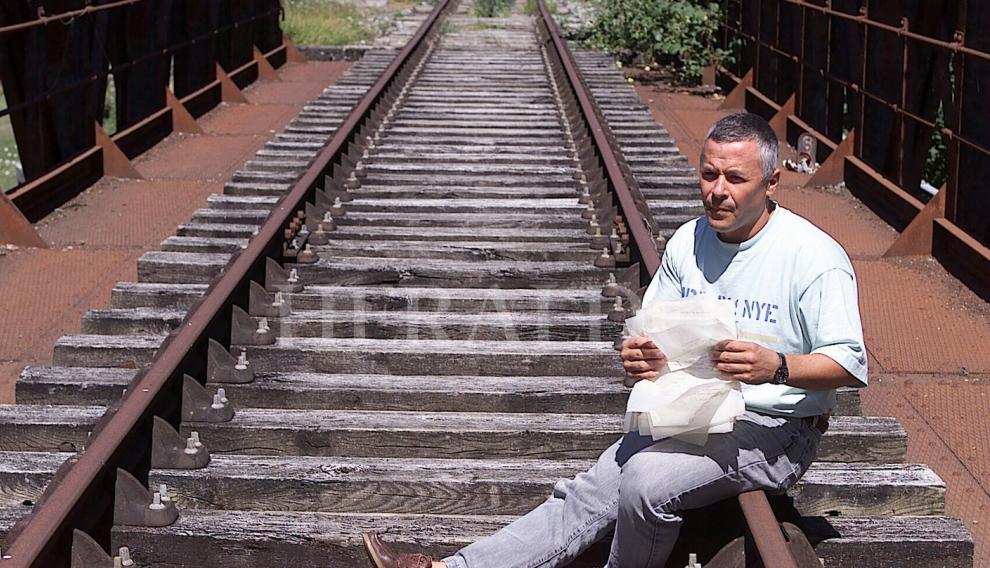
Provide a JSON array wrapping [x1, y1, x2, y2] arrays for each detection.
[[702, 112, 779, 183]]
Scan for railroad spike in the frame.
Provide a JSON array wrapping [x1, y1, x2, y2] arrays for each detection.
[[118, 546, 135, 567], [266, 258, 304, 292], [607, 295, 626, 322], [206, 339, 254, 384], [151, 416, 210, 470], [231, 306, 276, 346], [594, 247, 615, 269], [250, 281, 291, 317], [296, 244, 318, 264], [182, 374, 235, 423], [114, 466, 180, 525]]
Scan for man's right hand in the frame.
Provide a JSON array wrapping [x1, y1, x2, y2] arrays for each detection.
[[620, 336, 667, 384]]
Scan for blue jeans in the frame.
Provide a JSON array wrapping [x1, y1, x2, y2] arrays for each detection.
[[443, 411, 821, 568]]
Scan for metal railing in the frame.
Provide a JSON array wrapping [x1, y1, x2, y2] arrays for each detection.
[[718, 0, 990, 299], [0, 0, 285, 221]]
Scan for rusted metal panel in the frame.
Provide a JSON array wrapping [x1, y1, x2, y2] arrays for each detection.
[[954, 2, 990, 245], [0, 0, 101, 181], [170, 0, 221, 99]]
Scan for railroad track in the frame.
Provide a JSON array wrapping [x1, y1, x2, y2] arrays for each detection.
[[0, 1, 973, 566]]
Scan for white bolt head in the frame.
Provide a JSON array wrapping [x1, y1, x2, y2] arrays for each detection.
[[149, 491, 166, 510], [288, 268, 299, 283], [119, 546, 134, 567], [184, 437, 199, 455], [235, 349, 249, 370], [158, 484, 170, 503], [190, 431, 203, 448], [212, 393, 225, 410], [217, 387, 228, 404]]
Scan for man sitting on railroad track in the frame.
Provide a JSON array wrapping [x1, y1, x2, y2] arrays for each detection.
[[362, 112, 868, 568]]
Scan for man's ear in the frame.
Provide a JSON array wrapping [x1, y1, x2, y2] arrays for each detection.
[[765, 168, 781, 197]]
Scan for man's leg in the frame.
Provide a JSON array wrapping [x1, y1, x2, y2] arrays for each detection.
[[443, 433, 657, 568], [607, 412, 821, 567]]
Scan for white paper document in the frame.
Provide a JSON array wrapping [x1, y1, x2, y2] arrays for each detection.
[[623, 295, 745, 445]]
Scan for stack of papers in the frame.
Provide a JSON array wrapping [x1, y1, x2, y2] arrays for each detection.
[[623, 295, 745, 445]]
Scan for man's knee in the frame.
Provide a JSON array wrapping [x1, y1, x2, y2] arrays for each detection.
[[617, 454, 678, 519]]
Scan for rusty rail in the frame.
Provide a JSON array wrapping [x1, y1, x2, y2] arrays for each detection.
[[1, 1, 451, 565], [536, 0, 661, 284], [538, 2, 816, 566]]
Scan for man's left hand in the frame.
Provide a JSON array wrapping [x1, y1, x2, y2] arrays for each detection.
[[710, 340, 780, 385]]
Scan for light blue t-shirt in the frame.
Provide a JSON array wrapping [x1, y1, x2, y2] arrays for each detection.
[[641, 205, 868, 417]]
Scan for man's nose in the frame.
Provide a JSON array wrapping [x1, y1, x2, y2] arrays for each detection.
[[710, 175, 728, 197]]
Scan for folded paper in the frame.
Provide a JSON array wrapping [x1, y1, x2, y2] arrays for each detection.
[[623, 295, 744, 445]]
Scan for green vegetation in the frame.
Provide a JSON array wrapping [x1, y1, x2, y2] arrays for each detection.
[[523, 0, 556, 15], [281, 0, 377, 45], [0, 89, 19, 192], [924, 103, 948, 192], [474, 0, 514, 17], [589, 0, 730, 85]]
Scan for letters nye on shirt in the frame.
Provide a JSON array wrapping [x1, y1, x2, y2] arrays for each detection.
[[640, 204, 869, 418]]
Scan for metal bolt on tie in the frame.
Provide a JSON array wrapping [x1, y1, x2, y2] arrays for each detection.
[[273, 291, 285, 307], [113, 557, 122, 568], [149, 491, 166, 511], [217, 387, 228, 405], [288, 268, 300, 284], [235, 349, 250, 371], [257, 317, 270, 334], [158, 484, 170, 503], [190, 431, 203, 448], [211, 393, 225, 410], [183, 436, 199, 455], [684, 553, 701, 568], [119, 546, 134, 567], [322, 211, 334, 224]]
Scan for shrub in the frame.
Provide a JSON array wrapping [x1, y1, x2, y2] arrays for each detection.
[[474, 0, 514, 17], [590, 0, 730, 85]]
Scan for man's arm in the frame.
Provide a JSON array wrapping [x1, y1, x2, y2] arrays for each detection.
[[709, 340, 860, 390]]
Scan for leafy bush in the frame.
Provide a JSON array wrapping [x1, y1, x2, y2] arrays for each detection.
[[590, 0, 730, 85], [281, 0, 374, 45], [474, 0, 514, 17]]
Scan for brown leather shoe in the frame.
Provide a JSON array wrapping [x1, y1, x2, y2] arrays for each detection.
[[363, 532, 434, 568]]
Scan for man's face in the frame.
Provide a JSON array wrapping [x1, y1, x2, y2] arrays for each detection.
[[699, 138, 779, 243]]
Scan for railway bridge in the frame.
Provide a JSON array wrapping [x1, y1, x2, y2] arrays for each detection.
[[0, 0, 986, 566]]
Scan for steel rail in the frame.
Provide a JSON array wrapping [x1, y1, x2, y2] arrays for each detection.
[[537, 3, 808, 567], [1, 1, 450, 565], [536, 0, 661, 280]]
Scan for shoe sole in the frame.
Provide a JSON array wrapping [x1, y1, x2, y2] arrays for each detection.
[[363, 532, 387, 568]]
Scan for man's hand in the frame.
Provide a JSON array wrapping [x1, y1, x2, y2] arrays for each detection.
[[620, 336, 667, 384], [710, 339, 780, 384]]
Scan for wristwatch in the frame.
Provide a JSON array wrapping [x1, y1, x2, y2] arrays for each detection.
[[773, 352, 789, 385]]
